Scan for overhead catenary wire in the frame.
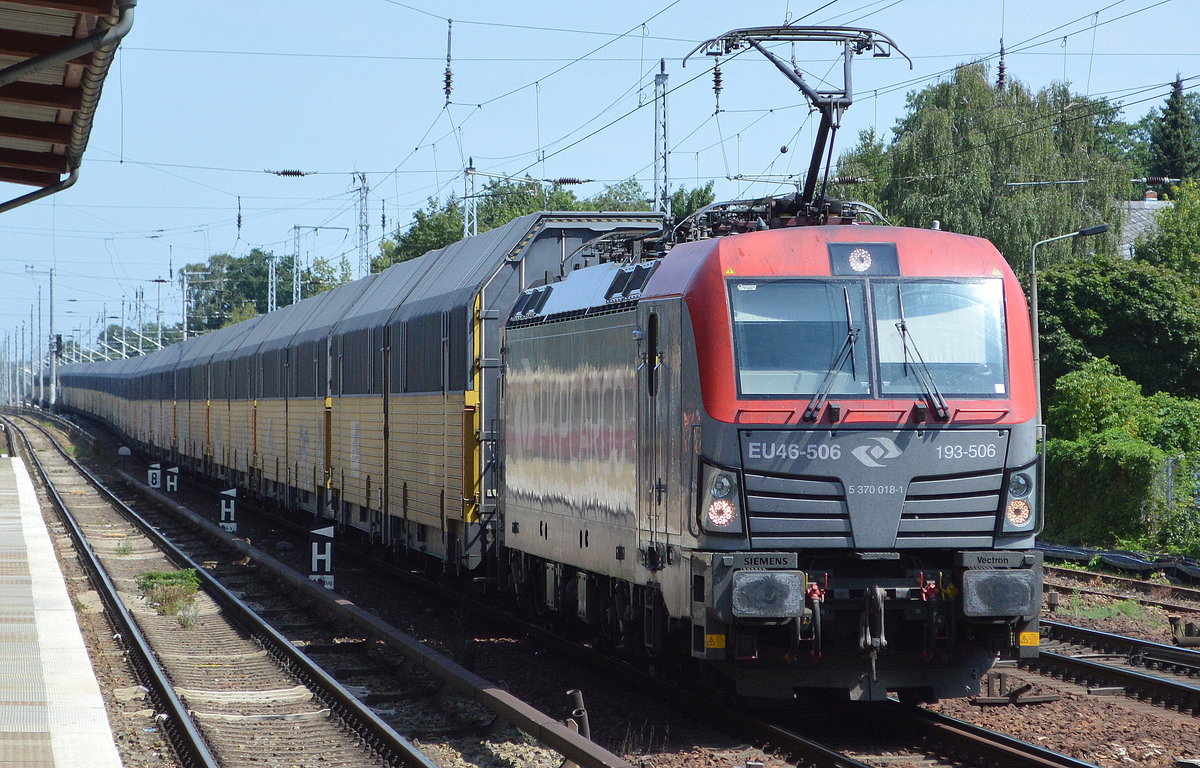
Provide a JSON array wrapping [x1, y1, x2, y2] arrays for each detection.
[[7, 0, 1190, 335]]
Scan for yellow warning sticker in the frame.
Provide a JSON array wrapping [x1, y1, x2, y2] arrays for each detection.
[[1019, 631, 1040, 647], [724, 268, 735, 275], [705, 634, 727, 649]]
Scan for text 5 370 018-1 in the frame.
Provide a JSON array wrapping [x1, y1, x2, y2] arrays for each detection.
[[847, 484, 903, 495]]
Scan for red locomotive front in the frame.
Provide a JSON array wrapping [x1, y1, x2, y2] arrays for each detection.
[[637, 224, 1042, 701]]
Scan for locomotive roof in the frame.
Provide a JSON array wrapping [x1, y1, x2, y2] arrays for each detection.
[[642, 224, 1011, 300]]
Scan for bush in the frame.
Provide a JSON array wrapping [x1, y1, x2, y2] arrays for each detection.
[[1044, 360, 1200, 553], [1045, 429, 1165, 545], [137, 570, 200, 617]]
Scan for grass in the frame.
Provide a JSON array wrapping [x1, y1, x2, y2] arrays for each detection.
[[176, 603, 198, 628], [114, 540, 133, 556], [1063, 593, 1147, 621], [137, 569, 200, 619]]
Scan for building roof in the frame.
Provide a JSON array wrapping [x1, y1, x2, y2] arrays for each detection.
[[0, 0, 134, 212], [1117, 194, 1173, 258]]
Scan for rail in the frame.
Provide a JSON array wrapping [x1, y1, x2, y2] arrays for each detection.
[[21, 410, 634, 768], [1035, 620, 1200, 712], [9, 414, 440, 768], [3, 416, 221, 768]]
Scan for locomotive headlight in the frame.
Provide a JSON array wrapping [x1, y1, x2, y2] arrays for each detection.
[[711, 475, 733, 499], [701, 464, 744, 534], [1001, 463, 1039, 533], [1007, 472, 1032, 499], [1005, 499, 1033, 528]]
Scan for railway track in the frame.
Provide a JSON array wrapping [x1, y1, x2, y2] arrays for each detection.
[[10, 412, 633, 768], [7, 414, 443, 768], [1044, 564, 1200, 615], [1028, 620, 1200, 713], [23, 410, 1105, 768]]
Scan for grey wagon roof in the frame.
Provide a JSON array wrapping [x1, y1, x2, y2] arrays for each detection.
[[62, 211, 666, 378]]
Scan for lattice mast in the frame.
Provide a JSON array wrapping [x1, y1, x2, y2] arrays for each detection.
[[653, 59, 671, 218], [357, 172, 369, 277], [463, 159, 477, 238]]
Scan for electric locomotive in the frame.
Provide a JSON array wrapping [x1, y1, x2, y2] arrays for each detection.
[[502, 25, 1040, 701], [502, 197, 1042, 702]]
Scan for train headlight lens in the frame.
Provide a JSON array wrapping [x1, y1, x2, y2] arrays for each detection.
[[700, 465, 743, 534], [707, 498, 736, 527], [1007, 472, 1032, 499], [711, 475, 733, 499], [1005, 499, 1032, 528]]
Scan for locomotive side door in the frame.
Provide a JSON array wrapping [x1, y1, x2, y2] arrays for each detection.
[[639, 304, 678, 571]]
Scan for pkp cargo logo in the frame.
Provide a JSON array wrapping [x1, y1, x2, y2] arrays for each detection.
[[852, 437, 902, 468]]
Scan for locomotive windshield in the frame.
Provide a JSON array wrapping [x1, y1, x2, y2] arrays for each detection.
[[729, 277, 1008, 399], [730, 280, 870, 397], [874, 279, 1007, 398]]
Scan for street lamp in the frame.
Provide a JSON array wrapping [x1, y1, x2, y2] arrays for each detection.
[[1029, 223, 1109, 422]]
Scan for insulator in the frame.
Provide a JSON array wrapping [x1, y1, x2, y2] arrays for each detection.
[[835, 176, 866, 185], [551, 177, 585, 185], [236, 196, 242, 233], [444, 19, 453, 105], [712, 63, 723, 112], [997, 38, 1006, 91], [268, 169, 309, 177]]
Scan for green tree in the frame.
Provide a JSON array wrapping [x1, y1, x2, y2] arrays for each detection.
[[583, 178, 647, 211], [183, 247, 348, 330], [306, 255, 352, 296], [833, 127, 890, 207], [478, 177, 580, 229], [375, 176, 717, 272], [832, 64, 1130, 273], [670, 181, 716, 221], [1148, 76, 1200, 182], [372, 196, 464, 271], [1037, 255, 1200, 399], [228, 300, 259, 325]]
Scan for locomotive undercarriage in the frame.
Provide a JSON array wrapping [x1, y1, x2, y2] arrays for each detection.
[[500, 546, 1038, 702], [688, 549, 1040, 701]]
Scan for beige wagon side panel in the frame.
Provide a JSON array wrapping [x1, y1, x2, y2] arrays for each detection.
[[387, 393, 465, 530], [228, 399, 255, 473], [331, 394, 385, 511], [211, 399, 232, 467], [288, 398, 323, 493], [258, 398, 288, 484], [176, 400, 198, 459]]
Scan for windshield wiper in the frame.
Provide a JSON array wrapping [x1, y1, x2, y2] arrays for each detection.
[[803, 287, 860, 422], [894, 286, 950, 421]]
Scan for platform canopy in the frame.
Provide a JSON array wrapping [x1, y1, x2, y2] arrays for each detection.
[[0, 0, 134, 212]]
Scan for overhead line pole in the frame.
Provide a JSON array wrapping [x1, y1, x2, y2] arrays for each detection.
[[291, 225, 350, 305], [30, 304, 36, 406], [357, 173, 370, 278], [653, 58, 671, 218], [464, 159, 477, 238], [36, 288, 42, 406]]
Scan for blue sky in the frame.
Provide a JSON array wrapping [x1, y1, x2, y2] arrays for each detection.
[[2, 0, 1197, 350]]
